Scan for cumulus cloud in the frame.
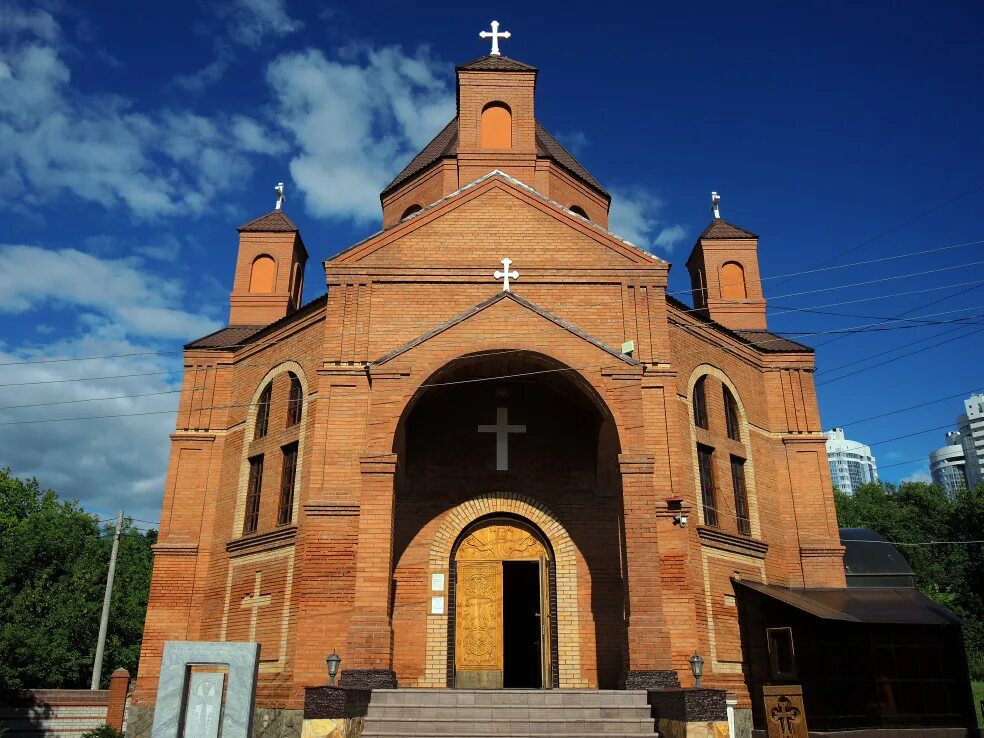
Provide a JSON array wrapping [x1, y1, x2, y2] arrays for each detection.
[[901, 467, 933, 484], [0, 244, 222, 339], [608, 186, 688, 253], [0, 21, 268, 218], [554, 130, 588, 156], [267, 45, 454, 223]]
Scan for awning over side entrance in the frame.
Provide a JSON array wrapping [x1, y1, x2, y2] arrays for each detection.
[[734, 580, 962, 626]]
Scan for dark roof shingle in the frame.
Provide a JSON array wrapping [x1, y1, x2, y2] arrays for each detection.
[[381, 118, 608, 199], [699, 219, 758, 240], [185, 325, 265, 350], [237, 210, 298, 232], [456, 55, 538, 72]]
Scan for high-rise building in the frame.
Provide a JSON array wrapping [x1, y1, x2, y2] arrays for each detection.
[[957, 392, 984, 489], [826, 427, 879, 495], [929, 431, 967, 497]]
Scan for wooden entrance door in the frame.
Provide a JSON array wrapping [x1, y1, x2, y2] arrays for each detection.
[[453, 520, 551, 688]]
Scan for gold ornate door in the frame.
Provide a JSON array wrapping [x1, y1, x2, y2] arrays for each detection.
[[453, 520, 550, 689]]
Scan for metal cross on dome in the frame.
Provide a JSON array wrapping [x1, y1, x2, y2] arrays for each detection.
[[480, 20, 511, 56], [494, 257, 519, 291]]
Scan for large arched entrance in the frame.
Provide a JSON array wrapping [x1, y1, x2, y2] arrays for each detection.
[[390, 350, 627, 688], [451, 517, 552, 689]]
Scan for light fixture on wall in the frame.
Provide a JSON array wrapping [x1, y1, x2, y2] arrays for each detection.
[[689, 652, 704, 689], [666, 497, 687, 527], [326, 649, 341, 687]]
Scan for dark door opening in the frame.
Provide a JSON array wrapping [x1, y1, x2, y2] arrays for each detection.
[[503, 561, 542, 688]]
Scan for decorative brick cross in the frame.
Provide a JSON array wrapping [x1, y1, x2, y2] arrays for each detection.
[[494, 257, 519, 291], [478, 407, 526, 471], [479, 20, 511, 56], [240, 571, 272, 641]]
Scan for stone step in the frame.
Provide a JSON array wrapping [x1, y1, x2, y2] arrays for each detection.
[[365, 705, 654, 720], [362, 689, 657, 738]]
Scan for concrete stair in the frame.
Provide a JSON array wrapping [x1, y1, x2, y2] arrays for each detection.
[[361, 689, 657, 737]]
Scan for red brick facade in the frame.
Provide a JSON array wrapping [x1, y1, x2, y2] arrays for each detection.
[[134, 53, 843, 712]]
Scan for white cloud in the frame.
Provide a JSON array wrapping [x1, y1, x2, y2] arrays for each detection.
[[0, 3, 59, 42], [0, 244, 222, 339], [901, 467, 933, 484], [554, 130, 588, 156], [223, 0, 302, 49], [608, 186, 688, 253], [0, 20, 267, 218], [267, 45, 454, 224]]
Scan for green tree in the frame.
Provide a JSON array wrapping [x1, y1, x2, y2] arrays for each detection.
[[0, 469, 156, 689], [835, 480, 984, 679]]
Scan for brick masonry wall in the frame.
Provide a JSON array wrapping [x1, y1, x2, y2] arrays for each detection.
[[136, 171, 842, 711]]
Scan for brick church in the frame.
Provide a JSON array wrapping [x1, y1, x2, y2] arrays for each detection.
[[132, 31, 977, 738]]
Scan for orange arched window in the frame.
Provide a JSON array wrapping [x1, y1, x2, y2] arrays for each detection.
[[481, 102, 512, 148], [720, 261, 747, 300], [249, 255, 276, 293]]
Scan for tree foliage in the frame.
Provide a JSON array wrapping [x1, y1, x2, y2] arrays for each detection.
[[835, 480, 984, 679], [0, 468, 156, 689]]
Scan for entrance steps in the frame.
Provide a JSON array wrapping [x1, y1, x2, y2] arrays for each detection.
[[361, 689, 657, 737]]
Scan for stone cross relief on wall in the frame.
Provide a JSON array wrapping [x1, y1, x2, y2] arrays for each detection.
[[478, 407, 526, 471]]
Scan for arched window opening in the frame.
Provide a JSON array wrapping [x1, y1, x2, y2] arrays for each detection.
[[569, 205, 589, 220], [691, 268, 706, 309], [401, 204, 423, 220], [720, 261, 747, 300], [693, 376, 709, 429], [249, 255, 277, 294], [723, 386, 741, 441], [255, 383, 272, 438], [278, 443, 298, 526], [243, 456, 263, 534], [481, 102, 512, 148], [286, 373, 303, 427]]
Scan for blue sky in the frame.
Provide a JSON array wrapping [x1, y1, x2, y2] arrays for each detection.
[[0, 0, 982, 523]]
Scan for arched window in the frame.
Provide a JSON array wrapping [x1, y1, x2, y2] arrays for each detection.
[[243, 456, 263, 534], [286, 373, 303, 427], [569, 205, 589, 220], [481, 102, 512, 148], [255, 383, 272, 438], [693, 376, 708, 429], [723, 386, 740, 441], [720, 261, 747, 300], [401, 204, 423, 220], [249, 255, 276, 293]]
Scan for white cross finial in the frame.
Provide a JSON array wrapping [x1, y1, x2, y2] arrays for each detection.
[[494, 257, 519, 291], [479, 20, 511, 56], [711, 191, 721, 219], [275, 182, 286, 211], [478, 406, 526, 471]]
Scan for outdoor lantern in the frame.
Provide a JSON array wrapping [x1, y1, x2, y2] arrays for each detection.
[[326, 649, 341, 687], [689, 652, 704, 689]]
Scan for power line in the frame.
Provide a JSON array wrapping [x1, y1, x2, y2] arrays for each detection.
[[0, 390, 181, 411], [837, 387, 984, 427]]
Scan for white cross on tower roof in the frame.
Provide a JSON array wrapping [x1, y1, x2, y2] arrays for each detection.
[[480, 20, 511, 56]]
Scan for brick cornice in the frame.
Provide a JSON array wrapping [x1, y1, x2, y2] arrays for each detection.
[[151, 542, 199, 556], [304, 500, 360, 517], [360, 452, 398, 475], [226, 525, 297, 557], [799, 544, 846, 558], [697, 526, 769, 559], [169, 432, 216, 443], [618, 453, 655, 475], [780, 433, 827, 445]]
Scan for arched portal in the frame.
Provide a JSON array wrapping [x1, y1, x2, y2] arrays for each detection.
[[389, 350, 625, 689]]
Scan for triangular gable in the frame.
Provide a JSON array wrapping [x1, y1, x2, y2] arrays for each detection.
[[373, 290, 639, 367], [331, 171, 665, 267]]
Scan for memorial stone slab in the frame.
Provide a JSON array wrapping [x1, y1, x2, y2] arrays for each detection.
[[762, 684, 808, 738], [151, 641, 260, 738], [184, 673, 224, 738]]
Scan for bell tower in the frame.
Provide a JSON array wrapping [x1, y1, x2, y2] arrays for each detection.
[[229, 189, 308, 325], [686, 194, 767, 331]]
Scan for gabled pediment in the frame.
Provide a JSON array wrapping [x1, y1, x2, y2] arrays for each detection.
[[330, 171, 665, 270], [372, 290, 639, 367]]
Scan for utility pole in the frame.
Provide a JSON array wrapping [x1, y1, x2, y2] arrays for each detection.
[[91, 510, 123, 690]]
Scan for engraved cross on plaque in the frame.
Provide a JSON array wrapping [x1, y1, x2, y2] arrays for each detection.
[[478, 406, 526, 471], [770, 696, 801, 737], [240, 572, 272, 641]]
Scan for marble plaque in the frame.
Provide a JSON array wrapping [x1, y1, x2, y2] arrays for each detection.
[[183, 673, 224, 738], [762, 684, 808, 738], [151, 641, 259, 738]]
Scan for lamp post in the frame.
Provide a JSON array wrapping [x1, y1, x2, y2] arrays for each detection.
[[326, 649, 341, 687], [689, 653, 704, 689]]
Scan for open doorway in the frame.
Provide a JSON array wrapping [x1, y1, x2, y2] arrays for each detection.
[[503, 561, 541, 688]]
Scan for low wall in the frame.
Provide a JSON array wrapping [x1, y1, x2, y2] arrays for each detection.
[[0, 670, 130, 738]]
